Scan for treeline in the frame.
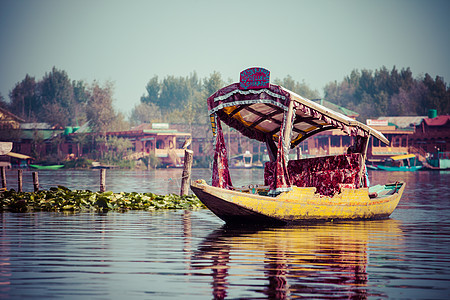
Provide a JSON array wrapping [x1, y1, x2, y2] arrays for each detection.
[[0, 67, 128, 133], [1, 66, 448, 131], [130, 72, 320, 126], [324, 66, 450, 121]]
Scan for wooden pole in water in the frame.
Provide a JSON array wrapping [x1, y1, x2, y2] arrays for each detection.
[[180, 149, 193, 196], [100, 169, 106, 192], [18, 169, 23, 192], [1, 166, 6, 190], [32, 171, 39, 192]]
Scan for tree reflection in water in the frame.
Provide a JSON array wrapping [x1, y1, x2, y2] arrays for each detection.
[[191, 220, 402, 299]]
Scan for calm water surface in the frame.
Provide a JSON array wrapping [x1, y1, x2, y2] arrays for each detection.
[[1, 169, 450, 299]]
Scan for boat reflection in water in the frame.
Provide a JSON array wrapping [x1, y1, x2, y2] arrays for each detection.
[[191, 220, 402, 299]]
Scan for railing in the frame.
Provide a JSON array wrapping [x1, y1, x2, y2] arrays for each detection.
[[408, 146, 428, 162]]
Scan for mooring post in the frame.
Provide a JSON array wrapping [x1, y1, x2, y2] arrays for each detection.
[[18, 169, 23, 192], [32, 171, 39, 192], [1, 166, 6, 190], [100, 169, 106, 192], [180, 149, 194, 196]]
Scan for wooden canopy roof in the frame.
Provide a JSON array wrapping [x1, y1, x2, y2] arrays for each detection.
[[208, 83, 389, 147]]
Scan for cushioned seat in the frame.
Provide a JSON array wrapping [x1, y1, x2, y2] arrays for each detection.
[[264, 153, 362, 197]]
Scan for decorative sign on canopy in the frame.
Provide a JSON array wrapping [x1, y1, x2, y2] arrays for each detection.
[[239, 67, 270, 90]]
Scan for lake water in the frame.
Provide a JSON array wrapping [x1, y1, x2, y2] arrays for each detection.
[[1, 169, 450, 299]]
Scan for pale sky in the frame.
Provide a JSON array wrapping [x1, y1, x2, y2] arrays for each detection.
[[1, 0, 449, 115]]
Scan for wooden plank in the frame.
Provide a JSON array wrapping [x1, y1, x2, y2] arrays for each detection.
[[180, 150, 194, 196]]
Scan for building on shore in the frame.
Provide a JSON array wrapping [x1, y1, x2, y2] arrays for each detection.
[[58, 123, 191, 167], [365, 118, 419, 162], [409, 112, 450, 155], [1, 104, 448, 168], [1, 118, 191, 167]]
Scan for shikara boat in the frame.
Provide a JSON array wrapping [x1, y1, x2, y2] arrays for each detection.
[[29, 164, 64, 170], [191, 67, 405, 224], [375, 154, 423, 171]]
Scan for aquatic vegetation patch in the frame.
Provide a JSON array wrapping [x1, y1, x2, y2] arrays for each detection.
[[0, 186, 205, 212]]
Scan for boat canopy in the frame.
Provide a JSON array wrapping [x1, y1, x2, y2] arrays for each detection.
[[6, 152, 33, 160], [390, 154, 416, 160], [208, 83, 389, 146], [208, 68, 388, 194]]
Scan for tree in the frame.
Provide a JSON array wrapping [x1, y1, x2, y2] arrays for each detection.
[[39, 67, 75, 126], [86, 81, 116, 134], [8, 74, 38, 121], [203, 71, 224, 97], [422, 74, 450, 115], [274, 75, 320, 99], [322, 66, 450, 120], [390, 82, 426, 116], [72, 80, 89, 125], [105, 136, 132, 161], [130, 102, 162, 125], [0, 93, 7, 110], [41, 102, 67, 127], [158, 76, 190, 111], [109, 112, 130, 132], [324, 80, 356, 107], [140, 76, 160, 105]]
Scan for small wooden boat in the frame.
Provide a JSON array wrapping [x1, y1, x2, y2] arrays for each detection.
[[191, 67, 405, 224], [191, 181, 404, 224], [29, 164, 64, 170], [376, 154, 423, 171], [230, 151, 253, 168]]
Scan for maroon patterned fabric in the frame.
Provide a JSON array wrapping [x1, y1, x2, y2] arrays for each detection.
[[207, 83, 290, 112], [265, 154, 362, 197], [268, 129, 292, 195], [294, 102, 368, 139], [207, 83, 291, 144], [211, 119, 233, 189]]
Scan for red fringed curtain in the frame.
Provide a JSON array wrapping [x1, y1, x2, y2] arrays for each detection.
[[268, 135, 292, 195], [211, 117, 233, 189], [268, 108, 294, 196]]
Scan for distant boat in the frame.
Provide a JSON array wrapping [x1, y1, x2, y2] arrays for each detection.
[[230, 151, 253, 168], [29, 164, 64, 170], [375, 154, 423, 171], [427, 152, 450, 170]]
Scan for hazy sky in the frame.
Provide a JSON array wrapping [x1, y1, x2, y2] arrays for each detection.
[[1, 0, 449, 114]]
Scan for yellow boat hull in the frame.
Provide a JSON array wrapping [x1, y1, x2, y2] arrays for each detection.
[[191, 181, 405, 224]]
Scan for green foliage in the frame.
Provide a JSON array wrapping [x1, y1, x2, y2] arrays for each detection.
[[140, 76, 160, 105], [324, 66, 450, 120], [129, 102, 162, 126], [274, 75, 320, 99], [203, 71, 224, 97], [0, 93, 6, 109], [63, 157, 93, 169], [5, 67, 123, 130], [141, 74, 200, 113], [93, 136, 134, 166], [7, 66, 448, 133], [193, 156, 212, 168], [0, 186, 205, 212], [86, 81, 117, 134], [139, 71, 223, 121], [139, 153, 161, 169], [8, 74, 39, 121]]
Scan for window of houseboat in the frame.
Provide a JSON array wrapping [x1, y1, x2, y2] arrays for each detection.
[[156, 140, 165, 149]]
